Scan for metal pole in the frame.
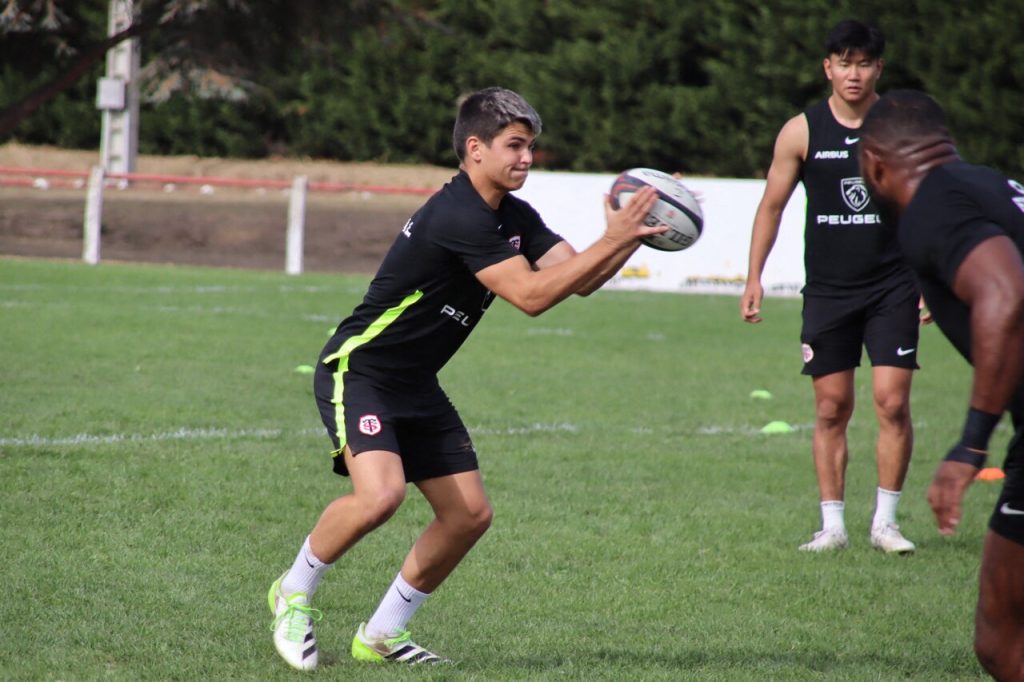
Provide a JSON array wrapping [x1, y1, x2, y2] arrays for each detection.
[[83, 166, 105, 265], [286, 176, 308, 275]]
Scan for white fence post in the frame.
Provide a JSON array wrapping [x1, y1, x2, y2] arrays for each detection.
[[83, 165, 105, 265], [286, 175, 308, 275]]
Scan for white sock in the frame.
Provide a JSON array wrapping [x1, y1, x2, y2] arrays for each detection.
[[281, 536, 330, 598], [821, 500, 846, 532], [365, 572, 430, 639], [873, 487, 901, 528]]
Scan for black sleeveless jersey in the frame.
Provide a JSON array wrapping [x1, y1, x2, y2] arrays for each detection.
[[897, 161, 1024, 361], [320, 171, 563, 383], [800, 99, 908, 292]]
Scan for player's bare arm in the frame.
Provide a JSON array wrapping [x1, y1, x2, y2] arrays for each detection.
[[741, 114, 807, 323], [533, 202, 645, 296], [475, 186, 663, 316], [929, 235, 1024, 534], [954, 236, 1024, 413]]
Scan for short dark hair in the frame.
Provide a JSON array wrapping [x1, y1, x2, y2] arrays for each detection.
[[861, 89, 952, 147], [452, 87, 542, 162], [824, 19, 885, 59]]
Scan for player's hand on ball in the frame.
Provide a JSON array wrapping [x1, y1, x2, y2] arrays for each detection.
[[603, 186, 667, 247], [927, 457, 979, 535]]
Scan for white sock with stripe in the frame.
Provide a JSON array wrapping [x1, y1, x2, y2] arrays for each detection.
[[365, 572, 429, 639], [281, 536, 330, 598]]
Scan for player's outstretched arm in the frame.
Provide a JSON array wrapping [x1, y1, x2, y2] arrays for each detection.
[[928, 235, 1024, 534], [741, 115, 806, 323], [534, 195, 646, 296], [476, 186, 664, 316]]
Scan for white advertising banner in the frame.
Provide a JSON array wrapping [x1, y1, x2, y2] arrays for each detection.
[[514, 171, 807, 297]]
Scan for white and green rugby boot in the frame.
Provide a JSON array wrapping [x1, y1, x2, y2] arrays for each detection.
[[268, 572, 323, 671], [351, 622, 450, 665]]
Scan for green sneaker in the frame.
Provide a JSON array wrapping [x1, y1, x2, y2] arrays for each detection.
[[268, 571, 323, 671], [351, 622, 450, 665]]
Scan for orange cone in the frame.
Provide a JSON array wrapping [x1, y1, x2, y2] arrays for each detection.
[[976, 467, 1005, 481]]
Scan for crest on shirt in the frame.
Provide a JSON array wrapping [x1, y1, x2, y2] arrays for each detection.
[[508, 235, 521, 251], [358, 414, 382, 436], [841, 177, 870, 212]]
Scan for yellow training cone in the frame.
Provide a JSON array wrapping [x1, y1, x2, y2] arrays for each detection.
[[761, 421, 794, 434]]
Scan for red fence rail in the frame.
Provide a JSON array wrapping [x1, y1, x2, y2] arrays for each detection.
[[0, 165, 438, 196]]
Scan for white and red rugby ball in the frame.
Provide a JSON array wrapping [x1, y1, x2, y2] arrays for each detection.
[[610, 168, 703, 252]]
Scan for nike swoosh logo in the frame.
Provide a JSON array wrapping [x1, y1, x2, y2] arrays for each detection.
[[896, 347, 915, 356], [845, 136, 859, 145], [1000, 503, 1024, 515], [305, 556, 316, 569], [396, 586, 412, 602]]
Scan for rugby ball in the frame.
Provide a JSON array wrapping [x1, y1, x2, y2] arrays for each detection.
[[610, 168, 703, 251]]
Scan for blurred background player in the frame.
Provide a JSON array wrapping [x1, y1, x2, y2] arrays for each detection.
[[740, 19, 919, 553], [266, 87, 665, 670], [860, 89, 1024, 682]]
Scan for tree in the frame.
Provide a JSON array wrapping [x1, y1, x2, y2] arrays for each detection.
[[0, 0, 290, 139]]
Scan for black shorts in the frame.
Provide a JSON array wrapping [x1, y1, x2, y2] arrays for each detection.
[[800, 278, 920, 377], [990, 397, 1024, 545], [313, 364, 478, 483]]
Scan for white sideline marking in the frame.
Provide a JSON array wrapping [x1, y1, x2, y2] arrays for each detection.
[[0, 427, 287, 448], [16, 418, 973, 449], [0, 423, 580, 449], [694, 419, 973, 436], [0, 282, 349, 296], [473, 422, 578, 435], [697, 423, 813, 435], [526, 328, 575, 336]]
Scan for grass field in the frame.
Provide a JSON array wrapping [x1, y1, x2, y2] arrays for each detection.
[[0, 257, 1008, 680]]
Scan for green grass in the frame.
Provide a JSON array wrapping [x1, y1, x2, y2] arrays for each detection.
[[0, 257, 1005, 680]]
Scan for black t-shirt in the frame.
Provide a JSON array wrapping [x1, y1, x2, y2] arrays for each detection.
[[800, 99, 909, 292], [321, 170, 564, 382], [898, 161, 1024, 361]]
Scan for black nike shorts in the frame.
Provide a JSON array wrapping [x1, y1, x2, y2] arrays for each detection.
[[313, 363, 478, 483], [800, 278, 921, 377], [989, 404, 1024, 545]]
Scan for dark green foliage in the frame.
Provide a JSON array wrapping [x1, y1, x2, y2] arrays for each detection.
[[0, 60, 103, 148], [1, 0, 1022, 176], [139, 94, 271, 158]]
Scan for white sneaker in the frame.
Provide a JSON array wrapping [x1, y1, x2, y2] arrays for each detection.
[[870, 523, 916, 554], [268, 571, 323, 671], [799, 528, 849, 552]]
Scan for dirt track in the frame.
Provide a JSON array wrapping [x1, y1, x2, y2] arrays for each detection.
[[0, 143, 455, 273]]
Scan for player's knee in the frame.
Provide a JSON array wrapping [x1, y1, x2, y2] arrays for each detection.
[[874, 392, 911, 426], [974, 622, 1024, 680], [359, 486, 406, 529], [472, 501, 494, 536], [449, 500, 493, 540], [815, 395, 853, 426], [974, 637, 1006, 680]]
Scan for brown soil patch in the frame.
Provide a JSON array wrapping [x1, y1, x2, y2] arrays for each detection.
[[0, 142, 456, 273]]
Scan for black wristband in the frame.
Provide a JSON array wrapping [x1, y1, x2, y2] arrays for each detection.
[[960, 407, 1001, 452], [944, 443, 987, 468]]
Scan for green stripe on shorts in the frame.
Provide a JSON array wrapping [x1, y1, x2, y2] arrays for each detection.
[[322, 290, 424, 455]]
